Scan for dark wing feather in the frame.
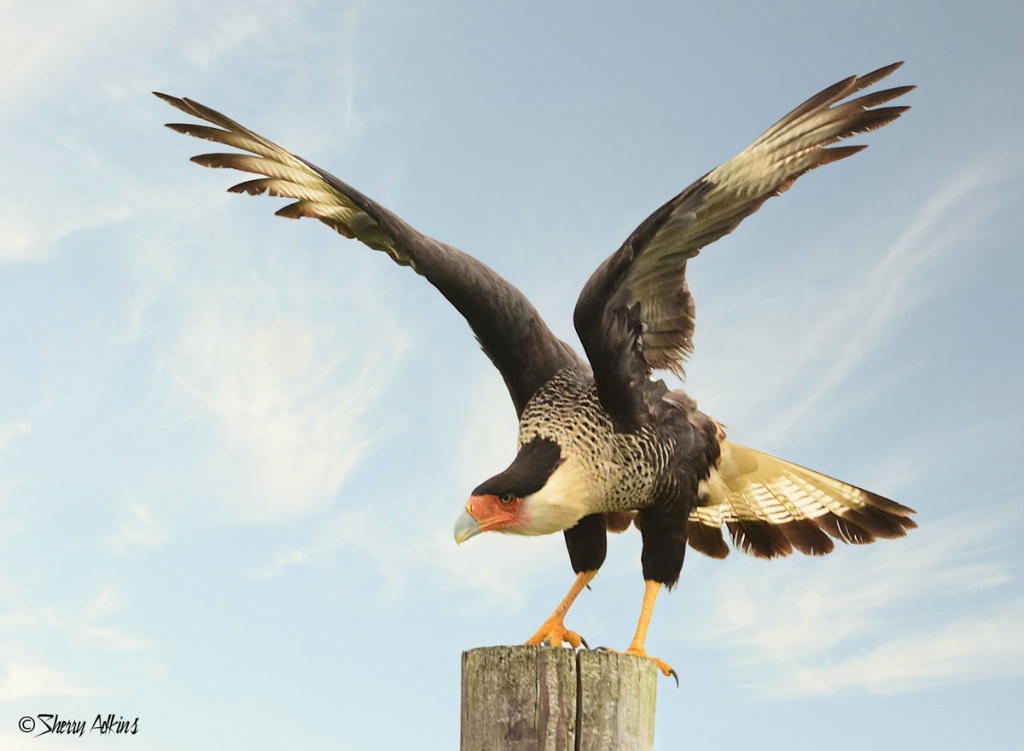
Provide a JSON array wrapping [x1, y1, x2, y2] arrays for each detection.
[[574, 63, 913, 427], [155, 93, 580, 416]]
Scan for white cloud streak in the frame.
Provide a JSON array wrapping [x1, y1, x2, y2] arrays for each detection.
[[252, 497, 570, 616], [248, 362, 568, 609], [690, 148, 1024, 448], [250, 506, 415, 591], [0, 587, 153, 656], [787, 597, 1024, 696], [0, 0, 142, 104], [0, 421, 31, 450], [684, 510, 1021, 697], [769, 157, 1015, 443], [106, 502, 168, 554], [163, 250, 408, 523], [0, 0, 366, 265], [0, 661, 94, 701], [0, 585, 153, 703]]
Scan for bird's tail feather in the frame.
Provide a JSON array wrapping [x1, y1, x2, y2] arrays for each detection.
[[687, 440, 916, 559]]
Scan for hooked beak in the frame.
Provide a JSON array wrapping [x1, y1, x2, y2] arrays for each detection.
[[453, 506, 483, 544]]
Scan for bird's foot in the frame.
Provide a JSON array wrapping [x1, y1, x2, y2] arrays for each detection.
[[525, 616, 589, 650], [624, 645, 679, 686]]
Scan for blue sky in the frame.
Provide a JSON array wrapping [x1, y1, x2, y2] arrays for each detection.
[[2, 0, 1022, 748]]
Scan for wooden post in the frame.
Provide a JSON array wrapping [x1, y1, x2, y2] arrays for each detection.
[[461, 646, 657, 751], [576, 649, 658, 750]]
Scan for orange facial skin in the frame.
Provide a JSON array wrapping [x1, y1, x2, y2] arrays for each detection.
[[453, 494, 528, 543]]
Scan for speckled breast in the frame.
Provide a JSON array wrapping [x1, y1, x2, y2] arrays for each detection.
[[516, 368, 669, 512]]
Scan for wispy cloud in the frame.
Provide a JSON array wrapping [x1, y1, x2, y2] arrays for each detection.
[[250, 506, 415, 590], [689, 148, 1024, 448], [162, 252, 408, 523], [252, 495, 570, 615], [0, 420, 31, 450], [106, 501, 168, 554], [769, 154, 1020, 444], [684, 509, 1021, 697], [453, 373, 520, 490], [785, 597, 1024, 696], [0, 586, 153, 703], [74, 625, 154, 653], [77, 588, 123, 623], [0, 203, 135, 265], [0, 661, 94, 701], [0, 587, 154, 656], [0, 0, 141, 104], [0, 0, 162, 264], [242, 350, 517, 572], [247, 367, 568, 610], [0, 0, 367, 266]]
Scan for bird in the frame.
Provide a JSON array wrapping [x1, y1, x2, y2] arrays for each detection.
[[157, 61, 917, 681]]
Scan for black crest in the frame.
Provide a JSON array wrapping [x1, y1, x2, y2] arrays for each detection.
[[472, 437, 563, 498]]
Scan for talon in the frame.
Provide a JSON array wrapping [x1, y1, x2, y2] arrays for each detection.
[[579, 635, 590, 650], [526, 617, 586, 650], [524, 571, 597, 650], [625, 645, 677, 681]]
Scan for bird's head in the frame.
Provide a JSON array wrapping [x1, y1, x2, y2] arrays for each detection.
[[453, 436, 588, 543]]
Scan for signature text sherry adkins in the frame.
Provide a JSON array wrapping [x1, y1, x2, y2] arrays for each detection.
[[19, 713, 139, 737]]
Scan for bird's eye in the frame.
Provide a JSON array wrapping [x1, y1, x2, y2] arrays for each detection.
[[498, 494, 517, 505]]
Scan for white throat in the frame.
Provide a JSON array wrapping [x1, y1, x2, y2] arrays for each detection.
[[516, 458, 594, 536]]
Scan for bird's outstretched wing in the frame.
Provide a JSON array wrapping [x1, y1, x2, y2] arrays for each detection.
[[688, 440, 917, 559], [573, 63, 913, 428], [156, 93, 580, 416]]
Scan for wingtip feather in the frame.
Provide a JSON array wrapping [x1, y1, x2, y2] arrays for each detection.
[[854, 61, 905, 90]]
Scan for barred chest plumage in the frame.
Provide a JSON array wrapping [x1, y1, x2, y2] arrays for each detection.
[[516, 368, 674, 514]]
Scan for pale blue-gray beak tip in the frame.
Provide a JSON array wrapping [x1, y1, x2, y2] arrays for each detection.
[[454, 508, 482, 544]]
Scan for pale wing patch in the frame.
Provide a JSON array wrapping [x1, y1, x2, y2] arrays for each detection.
[[156, 94, 403, 262], [689, 440, 916, 559]]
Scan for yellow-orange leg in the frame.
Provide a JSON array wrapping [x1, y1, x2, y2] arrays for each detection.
[[525, 569, 598, 649], [625, 580, 678, 684]]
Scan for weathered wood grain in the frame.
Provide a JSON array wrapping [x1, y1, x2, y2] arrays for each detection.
[[461, 646, 657, 751]]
